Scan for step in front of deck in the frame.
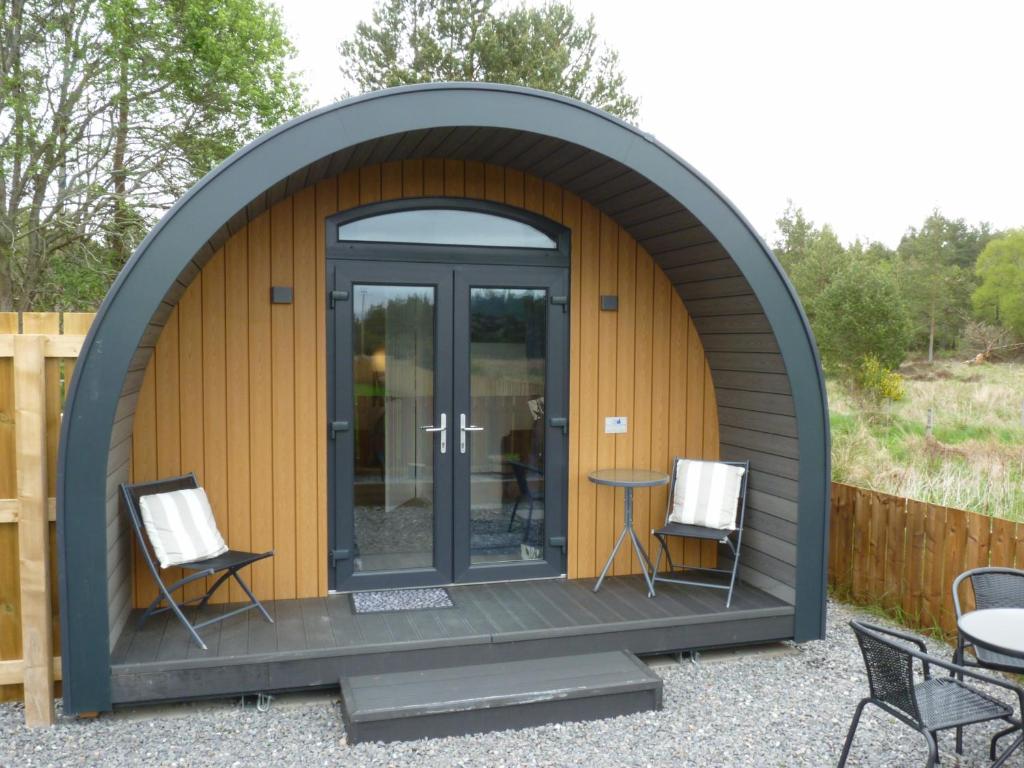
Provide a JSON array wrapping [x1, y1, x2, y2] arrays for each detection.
[[339, 650, 662, 744]]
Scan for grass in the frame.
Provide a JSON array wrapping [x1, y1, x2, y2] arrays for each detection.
[[829, 356, 1024, 520]]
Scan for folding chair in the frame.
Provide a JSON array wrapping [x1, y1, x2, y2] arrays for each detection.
[[121, 473, 274, 649], [650, 458, 749, 607]]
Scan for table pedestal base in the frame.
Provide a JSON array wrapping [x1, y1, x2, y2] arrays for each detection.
[[593, 487, 656, 596]]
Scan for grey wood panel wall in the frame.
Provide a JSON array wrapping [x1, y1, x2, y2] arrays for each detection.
[[106, 443, 132, 648], [654, 235, 799, 604]]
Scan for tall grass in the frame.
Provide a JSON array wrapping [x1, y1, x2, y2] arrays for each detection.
[[829, 359, 1024, 520]]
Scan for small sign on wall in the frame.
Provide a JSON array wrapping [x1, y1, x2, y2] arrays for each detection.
[[604, 416, 627, 434]]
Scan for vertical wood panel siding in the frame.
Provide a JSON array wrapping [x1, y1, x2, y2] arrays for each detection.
[[129, 162, 720, 604]]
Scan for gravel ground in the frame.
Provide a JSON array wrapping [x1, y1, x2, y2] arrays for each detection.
[[1, 600, 1019, 767]]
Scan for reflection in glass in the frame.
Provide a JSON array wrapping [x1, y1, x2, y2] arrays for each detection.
[[338, 210, 557, 249], [352, 285, 435, 572], [468, 288, 547, 564]]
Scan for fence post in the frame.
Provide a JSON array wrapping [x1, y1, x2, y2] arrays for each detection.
[[13, 334, 54, 726]]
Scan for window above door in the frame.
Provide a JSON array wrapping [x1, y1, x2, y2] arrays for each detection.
[[327, 199, 570, 267], [339, 209, 557, 249]]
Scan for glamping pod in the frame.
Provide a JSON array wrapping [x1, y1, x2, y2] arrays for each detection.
[[57, 84, 829, 714]]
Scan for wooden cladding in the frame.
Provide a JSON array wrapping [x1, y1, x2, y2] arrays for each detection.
[[130, 159, 719, 605]]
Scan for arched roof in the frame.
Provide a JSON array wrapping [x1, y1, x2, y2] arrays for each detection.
[[57, 83, 829, 712]]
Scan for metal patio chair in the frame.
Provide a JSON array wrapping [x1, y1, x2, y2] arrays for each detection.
[[507, 460, 544, 541], [839, 620, 1022, 768], [953, 567, 1024, 674], [951, 567, 1024, 757], [650, 458, 748, 607], [121, 473, 274, 650]]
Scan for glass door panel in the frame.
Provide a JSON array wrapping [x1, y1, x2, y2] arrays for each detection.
[[330, 262, 453, 591], [352, 284, 436, 573], [466, 287, 548, 564], [453, 266, 568, 582]]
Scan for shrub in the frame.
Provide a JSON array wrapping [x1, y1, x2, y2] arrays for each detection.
[[813, 263, 911, 376], [856, 354, 906, 402]]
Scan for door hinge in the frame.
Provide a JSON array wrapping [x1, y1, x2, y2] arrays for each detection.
[[329, 289, 350, 308], [329, 549, 352, 566], [329, 420, 350, 439], [550, 295, 568, 313], [548, 536, 567, 553], [549, 416, 567, 435]]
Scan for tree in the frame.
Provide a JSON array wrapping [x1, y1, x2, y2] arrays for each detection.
[[0, 0, 304, 311], [972, 229, 1024, 338], [339, 0, 639, 121], [813, 261, 911, 377], [773, 204, 846, 322], [894, 211, 994, 361]]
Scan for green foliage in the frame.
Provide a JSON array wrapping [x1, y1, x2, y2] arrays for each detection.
[[856, 354, 906, 402], [972, 229, 1024, 337], [773, 203, 894, 326], [783, 224, 845, 320], [0, 0, 304, 311], [894, 211, 994, 355], [339, 0, 639, 120], [813, 262, 911, 375], [774, 204, 1005, 370]]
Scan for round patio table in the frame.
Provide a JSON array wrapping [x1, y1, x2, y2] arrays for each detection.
[[957, 608, 1024, 767], [588, 468, 669, 595], [958, 608, 1024, 660]]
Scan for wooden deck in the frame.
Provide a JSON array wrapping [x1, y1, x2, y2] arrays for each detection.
[[109, 575, 793, 706]]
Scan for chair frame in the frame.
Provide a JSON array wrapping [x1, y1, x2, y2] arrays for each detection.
[[840, 620, 1023, 768], [120, 473, 274, 650], [649, 458, 749, 607], [506, 459, 544, 542]]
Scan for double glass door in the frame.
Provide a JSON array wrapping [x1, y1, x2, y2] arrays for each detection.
[[329, 261, 568, 590]]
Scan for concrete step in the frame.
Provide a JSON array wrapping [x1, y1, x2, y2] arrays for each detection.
[[339, 649, 662, 743]]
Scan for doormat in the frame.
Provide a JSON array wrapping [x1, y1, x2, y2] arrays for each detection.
[[351, 587, 454, 614]]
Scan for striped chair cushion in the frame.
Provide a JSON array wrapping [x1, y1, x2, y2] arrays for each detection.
[[668, 460, 745, 530], [138, 487, 228, 569]]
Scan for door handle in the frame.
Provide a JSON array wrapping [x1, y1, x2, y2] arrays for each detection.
[[420, 412, 447, 454], [459, 412, 483, 454]]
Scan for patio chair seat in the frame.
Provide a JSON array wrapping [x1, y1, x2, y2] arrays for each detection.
[[652, 521, 733, 542], [178, 549, 270, 573], [914, 677, 1012, 731], [973, 645, 1024, 673]]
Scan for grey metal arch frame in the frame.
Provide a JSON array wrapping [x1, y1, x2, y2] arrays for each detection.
[[57, 82, 830, 714]]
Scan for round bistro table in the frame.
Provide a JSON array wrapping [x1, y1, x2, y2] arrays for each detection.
[[957, 608, 1024, 766], [958, 608, 1024, 659], [588, 468, 670, 595]]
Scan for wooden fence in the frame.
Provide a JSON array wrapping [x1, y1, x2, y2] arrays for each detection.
[[829, 482, 1023, 639], [0, 312, 93, 726]]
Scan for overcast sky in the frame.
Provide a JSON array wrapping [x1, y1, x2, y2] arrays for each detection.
[[279, 0, 1023, 249]]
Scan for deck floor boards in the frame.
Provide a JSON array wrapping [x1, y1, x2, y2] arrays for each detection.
[[302, 598, 336, 651], [218, 601, 251, 658], [247, 601, 278, 655], [275, 600, 308, 653], [108, 576, 794, 706], [114, 576, 788, 666]]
